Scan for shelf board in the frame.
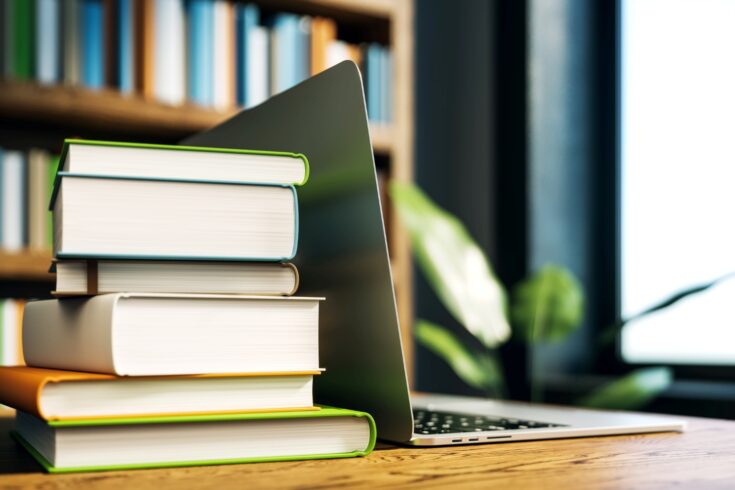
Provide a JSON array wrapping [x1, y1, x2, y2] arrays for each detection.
[[0, 80, 395, 154], [0, 251, 54, 281], [0, 81, 238, 139]]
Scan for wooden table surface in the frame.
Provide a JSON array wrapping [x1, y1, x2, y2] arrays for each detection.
[[1, 413, 734, 489]]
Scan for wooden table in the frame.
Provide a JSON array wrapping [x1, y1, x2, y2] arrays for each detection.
[[1, 413, 734, 489]]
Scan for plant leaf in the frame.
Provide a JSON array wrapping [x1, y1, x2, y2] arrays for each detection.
[[577, 367, 672, 410], [598, 271, 735, 347], [415, 319, 505, 395], [389, 182, 511, 347], [510, 264, 584, 343]]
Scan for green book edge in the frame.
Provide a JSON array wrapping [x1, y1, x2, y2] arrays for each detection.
[[12, 407, 376, 473], [58, 139, 311, 186]]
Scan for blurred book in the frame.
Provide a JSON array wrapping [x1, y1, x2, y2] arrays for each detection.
[[0, 298, 24, 366], [36, 0, 60, 84], [53, 260, 300, 296]]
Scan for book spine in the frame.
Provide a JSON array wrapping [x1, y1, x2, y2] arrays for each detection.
[[80, 0, 103, 89], [236, 3, 259, 107], [61, 0, 81, 85], [187, 0, 213, 106], [12, 0, 34, 80], [246, 25, 268, 108], [117, 0, 133, 93], [27, 150, 49, 250], [1, 151, 24, 251], [23, 296, 118, 374], [366, 44, 381, 122], [153, 0, 185, 105], [212, 0, 234, 110], [35, 0, 60, 84]]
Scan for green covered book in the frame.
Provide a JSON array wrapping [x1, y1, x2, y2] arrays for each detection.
[[57, 139, 310, 186], [13, 407, 376, 473]]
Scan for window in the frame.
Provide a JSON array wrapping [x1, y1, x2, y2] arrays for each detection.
[[620, 0, 735, 365]]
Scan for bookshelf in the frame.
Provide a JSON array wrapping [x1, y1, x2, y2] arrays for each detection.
[[0, 0, 414, 383]]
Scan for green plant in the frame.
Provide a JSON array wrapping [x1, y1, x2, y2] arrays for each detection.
[[389, 181, 681, 410]]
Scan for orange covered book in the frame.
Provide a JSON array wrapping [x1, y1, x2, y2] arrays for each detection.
[[0, 366, 319, 421]]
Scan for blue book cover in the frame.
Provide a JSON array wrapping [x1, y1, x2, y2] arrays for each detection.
[[366, 44, 381, 122], [117, 0, 133, 93], [271, 13, 299, 94], [80, 0, 103, 89], [294, 16, 310, 87], [381, 48, 392, 123], [35, 0, 60, 84], [188, 0, 214, 106], [236, 4, 260, 106]]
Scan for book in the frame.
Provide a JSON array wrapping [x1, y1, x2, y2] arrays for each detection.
[[80, 0, 103, 89], [14, 407, 375, 473], [61, 0, 81, 85], [58, 139, 309, 186], [310, 17, 336, 75], [1, 149, 25, 251], [247, 24, 269, 107], [27, 149, 51, 250], [0, 298, 24, 366], [23, 293, 322, 375], [11, 0, 34, 80], [212, 0, 235, 110], [236, 3, 259, 106], [0, 366, 319, 420], [366, 44, 382, 122], [271, 13, 301, 94], [51, 174, 299, 261], [187, 0, 214, 106], [35, 0, 60, 84], [153, 0, 185, 105], [53, 260, 300, 296], [117, 0, 134, 93]]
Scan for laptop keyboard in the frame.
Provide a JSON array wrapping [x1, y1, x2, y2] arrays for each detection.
[[413, 409, 567, 435]]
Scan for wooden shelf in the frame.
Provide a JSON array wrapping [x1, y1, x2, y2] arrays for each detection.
[[0, 81, 237, 140], [0, 80, 395, 153], [0, 251, 54, 281]]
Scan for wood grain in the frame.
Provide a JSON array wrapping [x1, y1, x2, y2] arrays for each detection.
[[1, 414, 733, 489], [0, 251, 54, 281]]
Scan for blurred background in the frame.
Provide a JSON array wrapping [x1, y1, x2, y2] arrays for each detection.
[[1, 0, 734, 419]]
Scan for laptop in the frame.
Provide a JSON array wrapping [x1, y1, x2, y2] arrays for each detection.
[[184, 61, 685, 445]]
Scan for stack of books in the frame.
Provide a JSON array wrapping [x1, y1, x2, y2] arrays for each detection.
[[0, 139, 375, 473]]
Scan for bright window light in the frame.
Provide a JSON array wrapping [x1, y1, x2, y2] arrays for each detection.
[[620, 0, 735, 364]]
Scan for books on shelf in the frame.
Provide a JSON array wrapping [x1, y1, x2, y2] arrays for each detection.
[[53, 260, 300, 296], [0, 2, 394, 122], [0, 366, 319, 419], [14, 407, 375, 473], [0, 147, 57, 253]]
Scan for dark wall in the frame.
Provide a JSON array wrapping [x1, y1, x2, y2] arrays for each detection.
[[413, 0, 497, 395]]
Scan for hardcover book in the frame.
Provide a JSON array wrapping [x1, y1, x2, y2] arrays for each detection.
[[0, 366, 320, 420], [51, 173, 299, 261], [53, 260, 300, 296], [13, 407, 376, 473], [58, 139, 309, 186], [23, 293, 322, 376]]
